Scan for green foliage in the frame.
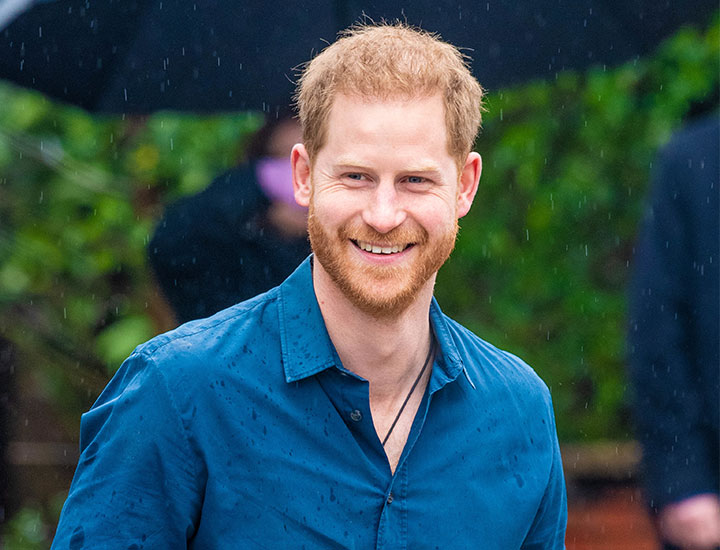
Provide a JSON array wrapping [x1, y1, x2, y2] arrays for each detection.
[[436, 19, 719, 441], [0, 99, 263, 431], [2, 507, 48, 550], [95, 314, 155, 369], [1, 492, 66, 549]]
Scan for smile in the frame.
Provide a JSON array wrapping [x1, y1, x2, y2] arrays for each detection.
[[353, 240, 413, 255]]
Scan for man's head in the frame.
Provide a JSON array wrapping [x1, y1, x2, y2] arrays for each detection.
[[292, 23, 484, 319], [295, 23, 484, 169]]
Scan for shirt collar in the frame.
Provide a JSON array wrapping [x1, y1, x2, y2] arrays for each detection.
[[279, 256, 337, 382], [278, 255, 466, 386], [428, 297, 466, 389]]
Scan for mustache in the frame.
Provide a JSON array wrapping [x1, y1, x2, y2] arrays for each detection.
[[338, 222, 428, 246]]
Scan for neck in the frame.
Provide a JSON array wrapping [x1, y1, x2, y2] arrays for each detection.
[[312, 259, 435, 403]]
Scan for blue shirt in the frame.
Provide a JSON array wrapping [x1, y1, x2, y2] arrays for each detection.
[[53, 257, 567, 549]]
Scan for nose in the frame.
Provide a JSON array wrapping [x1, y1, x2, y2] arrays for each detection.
[[361, 181, 407, 234]]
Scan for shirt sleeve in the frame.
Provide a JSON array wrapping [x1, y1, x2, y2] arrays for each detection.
[[51, 351, 205, 549], [521, 405, 568, 550]]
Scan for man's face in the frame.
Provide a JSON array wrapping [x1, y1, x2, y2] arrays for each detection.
[[293, 93, 481, 318]]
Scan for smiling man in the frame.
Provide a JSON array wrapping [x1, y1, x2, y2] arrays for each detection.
[[52, 24, 567, 549]]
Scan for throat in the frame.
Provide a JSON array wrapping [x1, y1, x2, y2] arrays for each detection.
[[369, 337, 435, 473], [371, 382, 428, 474], [380, 337, 435, 446]]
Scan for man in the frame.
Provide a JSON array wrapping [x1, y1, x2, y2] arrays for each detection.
[[52, 24, 567, 549], [629, 113, 719, 550]]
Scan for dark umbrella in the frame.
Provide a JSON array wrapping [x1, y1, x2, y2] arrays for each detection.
[[0, 0, 716, 113]]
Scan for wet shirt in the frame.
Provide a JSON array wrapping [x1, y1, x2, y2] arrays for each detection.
[[52, 257, 567, 549]]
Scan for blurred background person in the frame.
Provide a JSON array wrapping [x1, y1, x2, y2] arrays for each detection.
[[628, 112, 719, 550], [148, 111, 310, 325]]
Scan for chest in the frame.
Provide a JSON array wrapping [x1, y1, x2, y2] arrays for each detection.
[[188, 374, 553, 549], [370, 385, 427, 474]]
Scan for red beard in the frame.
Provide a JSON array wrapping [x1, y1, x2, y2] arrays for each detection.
[[308, 200, 458, 319]]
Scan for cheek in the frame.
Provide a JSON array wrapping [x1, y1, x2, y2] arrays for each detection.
[[309, 193, 355, 227], [416, 196, 458, 226]]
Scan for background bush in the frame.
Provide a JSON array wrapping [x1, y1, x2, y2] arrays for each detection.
[[437, 18, 718, 441], [0, 15, 717, 548]]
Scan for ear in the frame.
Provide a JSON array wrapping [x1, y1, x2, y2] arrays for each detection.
[[291, 143, 312, 207], [456, 152, 482, 218]]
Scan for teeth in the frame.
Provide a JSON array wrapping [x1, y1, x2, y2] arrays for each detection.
[[357, 240, 407, 254]]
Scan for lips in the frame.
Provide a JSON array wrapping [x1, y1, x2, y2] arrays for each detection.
[[353, 240, 412, 254]]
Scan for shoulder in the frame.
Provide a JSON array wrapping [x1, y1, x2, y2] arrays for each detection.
[[662, 114, 718, 159], [133, 287, 283, 387], [442, 314, 553, 407], [150, 164, 268, 246], [654, 114, 719, 194], [78, 287, 287, 468], [171, 164, 267, 214]]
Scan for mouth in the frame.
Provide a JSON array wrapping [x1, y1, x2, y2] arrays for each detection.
[[351, 239, 414, 255]]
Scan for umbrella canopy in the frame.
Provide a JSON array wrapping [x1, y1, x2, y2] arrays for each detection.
[[0, 0, 716, 113]]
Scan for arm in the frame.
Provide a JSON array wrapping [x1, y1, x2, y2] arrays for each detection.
[[51, 353, 204, 549], [521, 404, 568, 550]]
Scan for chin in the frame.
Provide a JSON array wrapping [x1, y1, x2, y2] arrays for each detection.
[[343, 279, 425, 319]]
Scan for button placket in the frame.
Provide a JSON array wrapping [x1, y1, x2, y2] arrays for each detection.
[[377, 474, 405, 549]]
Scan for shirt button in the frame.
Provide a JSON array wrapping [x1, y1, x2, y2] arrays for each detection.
[[349, 409, 362, 422], [386, 493, 394, 505]]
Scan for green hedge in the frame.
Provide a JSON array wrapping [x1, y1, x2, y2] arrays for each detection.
[[437, 18, 718, 441], [0, 15, 717, 548]]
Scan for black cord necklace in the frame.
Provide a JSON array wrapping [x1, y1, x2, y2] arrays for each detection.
[[381, 337, 436, 447]]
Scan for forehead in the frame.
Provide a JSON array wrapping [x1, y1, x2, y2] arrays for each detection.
[[321, 93, 451, 161]]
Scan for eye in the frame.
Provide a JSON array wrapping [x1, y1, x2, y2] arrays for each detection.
[[403, 175, 434, 190], [342, 172, 370, 187]]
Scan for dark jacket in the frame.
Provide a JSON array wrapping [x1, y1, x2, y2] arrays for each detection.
[[148, 163, 310, 324], [628, 113, 719, 512]]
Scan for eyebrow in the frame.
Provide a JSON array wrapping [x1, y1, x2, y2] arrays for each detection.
[[333, 158, 443, 174]]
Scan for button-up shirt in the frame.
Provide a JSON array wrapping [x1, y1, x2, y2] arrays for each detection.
[[52, 257, 567, 549]]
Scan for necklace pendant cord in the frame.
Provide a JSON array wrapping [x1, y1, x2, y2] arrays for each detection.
[[381, 337, 436, 447]]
